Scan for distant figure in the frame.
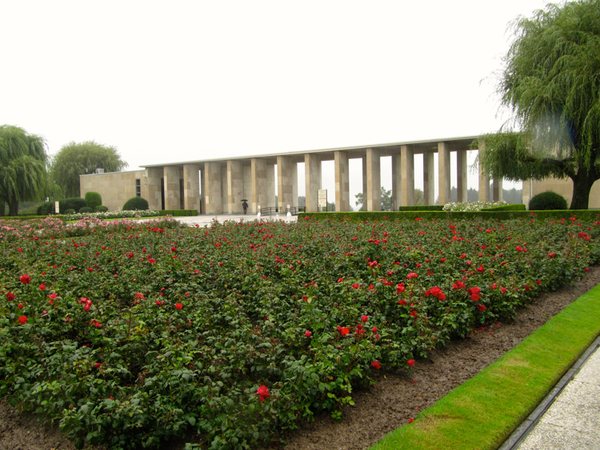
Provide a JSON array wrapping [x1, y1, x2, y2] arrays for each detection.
[[242, 200, 248, 215]]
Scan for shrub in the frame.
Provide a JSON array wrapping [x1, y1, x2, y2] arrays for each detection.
[[79, 206, 93, 213], [123, 197, 149, 211], [59, 197, 87, 213], [95, 205, 108, 212], [84, 192, 102, 210], [64, 208, 76, 214], [529, 191, 568, 210], [36, 202, 54, 215]]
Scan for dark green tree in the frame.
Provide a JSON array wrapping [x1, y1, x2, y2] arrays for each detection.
[[0, 125, 49, 216], [478, 0, 600, 209], [51, 141, 128, 197]]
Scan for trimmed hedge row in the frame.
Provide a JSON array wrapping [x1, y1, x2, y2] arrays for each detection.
[[159, 209, 198, 217], [481, 204, 527, 211], [298, 209, 600, 222], [398, 205, 444, 211]]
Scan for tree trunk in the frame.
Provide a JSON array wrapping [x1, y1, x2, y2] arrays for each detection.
[[570, 169, 598, 209], [7, 199, 19, 216], [0, 199, 4, 216]]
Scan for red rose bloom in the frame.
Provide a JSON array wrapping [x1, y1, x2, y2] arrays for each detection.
[[361, 315, 368, 322], [6, 292, 15, 301], [18, 315, 27, 325], [407, 359, 415, 367], [477, 304, 486, 312], [256, 385, 270, 402], [175, 303, 183, 310], [371, 361, 381, 369], [305, 330, 311, 338], [20, 274, 31, 284]]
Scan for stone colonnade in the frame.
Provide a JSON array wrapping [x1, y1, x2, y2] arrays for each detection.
[[141, 137, 504, 214]]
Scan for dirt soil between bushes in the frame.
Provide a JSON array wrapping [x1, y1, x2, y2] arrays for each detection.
[[2, 267, 600, 450]]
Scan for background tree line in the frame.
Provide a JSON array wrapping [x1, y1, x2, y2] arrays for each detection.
[[0, 126, 127, 215]]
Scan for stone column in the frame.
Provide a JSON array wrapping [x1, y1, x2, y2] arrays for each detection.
[[392, 152, 401, 211], [334, 151, 350, 212], [251, 158, 267, 212], [305, 153, 321, 212], [478, 146, 490, 202], [362, 157, 368, 210], [423, 152, 435, 205], [365, 148, 381, 211], [145, 167, 162, 211], [227, 160, 244, 213], [183, 164, 200, 212], [267, 162, 276, 207], [438, 142, 451, 206], [163, 166, 181, 210], [401, 145, 414, 206], [492, 178, 503, 202], [456, 150, 468, 203], [204, 162, 223, 214], [277, 156, 296, 211], [522, 179, 532, 209]]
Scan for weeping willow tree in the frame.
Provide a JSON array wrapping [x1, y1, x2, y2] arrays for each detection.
[[0, 125, 49, 216], [51, 141, 128, 198], [479, 0, 600, 209]]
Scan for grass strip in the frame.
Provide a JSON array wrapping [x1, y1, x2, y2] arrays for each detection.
[[370, 283, 600, 450]]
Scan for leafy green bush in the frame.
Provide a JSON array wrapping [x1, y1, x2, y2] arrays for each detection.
[[84, 192, 102, 210], [95, 205, 108, 212], [59, 197, 87, 213], [64, 208, 76, 214], [122, 197, 149, 211], [529, 191, 568, 210], [79, 206, 93, 213], [37, 201, 54, 215]]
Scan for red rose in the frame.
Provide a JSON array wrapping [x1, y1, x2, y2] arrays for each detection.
[[256, 385, 270, 402], [408, 418, 414, 424], [20, 274, 31, 284], [339, 327, 350, 336], [39, 284, 45, 291], [305, 330, 311, 338], [18, 315, 27, 325], [361, 315, 368, 322], [407, 359, 415, 367], [477, 304, 486, 312], [371, 361, 381, 369], [175, 303, 183, 310], [6, 292, 14, 301]]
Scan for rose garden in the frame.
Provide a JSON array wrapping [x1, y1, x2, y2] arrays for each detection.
[[1, 214, 599, 449]]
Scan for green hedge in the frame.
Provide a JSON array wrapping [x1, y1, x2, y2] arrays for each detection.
[[298, 209, 600, 222], [481, 204, 526, 211], [0, 215, 67, 222], [159, 209, 198, 217], [398, 205, 444, 211]]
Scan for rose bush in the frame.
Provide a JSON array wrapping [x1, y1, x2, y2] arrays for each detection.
[[0, 214, 599, 449]]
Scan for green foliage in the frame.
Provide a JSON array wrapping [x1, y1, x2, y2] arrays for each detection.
[[0, 125, 49, 216], [529, 191, 568, 211], [478, 0, 600, 209], [63, 209, 75, 214], [59, 197, 87, 213], [158, 209, 198, 217], [481, 204, 526, 212], [84, 192, 102, 210], [122, 197, 149, 211], [51, 141, 128, 198], [0, 217, 598, 449], [94, 205, 108, 212], [37, 201, 55, 215], [78, 206, 93, 213], [398, 206, 444, 211], [355, 187, 394, 211]]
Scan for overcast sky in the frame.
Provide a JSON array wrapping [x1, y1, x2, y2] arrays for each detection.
[[2, 0, 551, 204]]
